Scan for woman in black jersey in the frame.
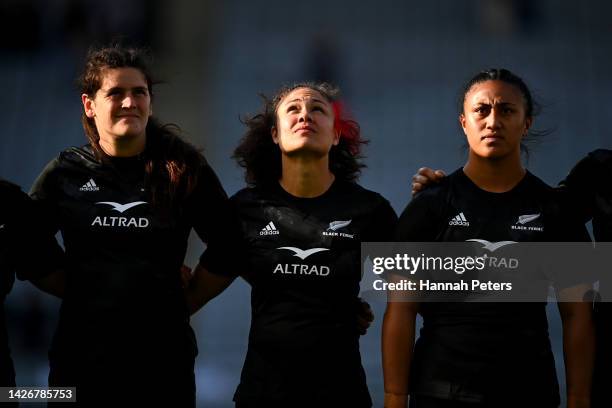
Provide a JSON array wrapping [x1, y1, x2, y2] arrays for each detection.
[[0, 180, 28, 389], [30, 45, 236, 406], [0, 180, 63, 392], [186, 82, 397, 407], [560, 150, 612, 408], [416, 149, 612, 408], [0, 180, 32, 390], [383, 69, 594, 408]]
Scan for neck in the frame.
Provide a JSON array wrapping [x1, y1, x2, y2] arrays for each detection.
[[99, 134, 146, 158], [279, 155, 335, 198], [463, 151, 525, 193]]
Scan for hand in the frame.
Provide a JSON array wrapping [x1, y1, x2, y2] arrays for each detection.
[[357, 297, 375, 335], [180, 264, 193, 288], [412, 167, 446, 195]]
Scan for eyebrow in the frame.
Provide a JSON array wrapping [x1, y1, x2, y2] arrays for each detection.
[[101, 86, 148, 93], [285, 98, 327, 105]]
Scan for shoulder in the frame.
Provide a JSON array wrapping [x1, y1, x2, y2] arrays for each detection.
[[588, 148, 612, 165], [408, 168, 458, 208], [523, 171, 553, 194], [336, 181, 392, 209], [229, 186, 271, 207], [0, 180, 29, 211], [31, 145, 100, 198], [561, 149, 612, 188], [42, 145, 100, 174]]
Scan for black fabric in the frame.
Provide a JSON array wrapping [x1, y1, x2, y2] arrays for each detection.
[[0, 180, 25, 387], [31, 145, 236, 406], [408, 394, 558, 408], [396, 169, 590, 405], [560, 148, 612, 408], [209, 180, 397, 406], [1, 179, 63, 388]]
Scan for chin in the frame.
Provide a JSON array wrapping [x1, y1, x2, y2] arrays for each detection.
[[114, 127, 144, 139], [285, 144, 328, 158], [479, 149, 514, 160]]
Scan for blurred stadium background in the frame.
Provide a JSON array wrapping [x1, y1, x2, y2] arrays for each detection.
[[1, 0, 611, 406]]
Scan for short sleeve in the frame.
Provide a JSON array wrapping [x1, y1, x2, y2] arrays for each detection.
[[558, 153, 599, 223], [396, 189, 445, 242], [361, 198, 398, 242], [186, 162, 244, 278], [1, 179, 64, 282]]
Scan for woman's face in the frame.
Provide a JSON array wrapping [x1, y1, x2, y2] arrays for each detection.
[[460, 80, 532, 160], [272, 87, 339, 159], [82, 67, 152, 146]]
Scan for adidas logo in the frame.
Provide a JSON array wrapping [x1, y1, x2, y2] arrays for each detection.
[[449, 212, 470, 227], [260, 221, 280, 236], [79, 178, 100, 192]]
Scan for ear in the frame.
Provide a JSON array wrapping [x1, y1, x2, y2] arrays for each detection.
[[82, 94, 96, 118], [459, 114, 467, 135], [523, 116, 533, 136], [271, 126, 279, 144], [332, 129, 341, 146]]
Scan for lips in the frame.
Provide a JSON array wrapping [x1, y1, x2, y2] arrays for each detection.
[[295, 125, 315, 133], [481, 134, 503, 141]]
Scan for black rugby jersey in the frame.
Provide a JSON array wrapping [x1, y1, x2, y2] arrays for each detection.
[[30, 145, 235, 395], [396, 169, 589, 404], [0, 180, 63, 386], [561, 149, 612, 241], [0, 181, 27, 387], [560, 149, 612, 408], [212, 180, 397, 406]]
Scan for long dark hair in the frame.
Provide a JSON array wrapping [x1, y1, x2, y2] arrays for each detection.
[[233, 82, 368, 187], [78, 44, 204, 210]]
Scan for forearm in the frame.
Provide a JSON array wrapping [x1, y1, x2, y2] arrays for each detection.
[[561, 303, 595, 407], [30, 269, 65, 298], [185, 263, 234, 315], [382, 303, 417, 408]]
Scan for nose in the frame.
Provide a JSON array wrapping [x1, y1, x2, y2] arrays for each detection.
[[485, 108, 502, 130], [298, 107, 312, 122], [121, 93, 136, 109]]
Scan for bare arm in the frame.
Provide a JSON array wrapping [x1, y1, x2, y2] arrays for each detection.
[[30, 269, 66, 298], [557, 293, 595, 408], [382, 295, 419, 408], [185, 263, 236, 315]]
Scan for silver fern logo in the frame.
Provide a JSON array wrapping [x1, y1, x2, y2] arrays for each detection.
[[323, 219, 355, 238], [327, 220, 352, 231], [517, 213, 540, 225], [512, 213, 543, 232]]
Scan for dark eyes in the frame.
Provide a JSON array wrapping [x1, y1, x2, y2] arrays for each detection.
[[106, 89, 148, 98], [474, 106, 514, 114], [286, 105, 325, 113]]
